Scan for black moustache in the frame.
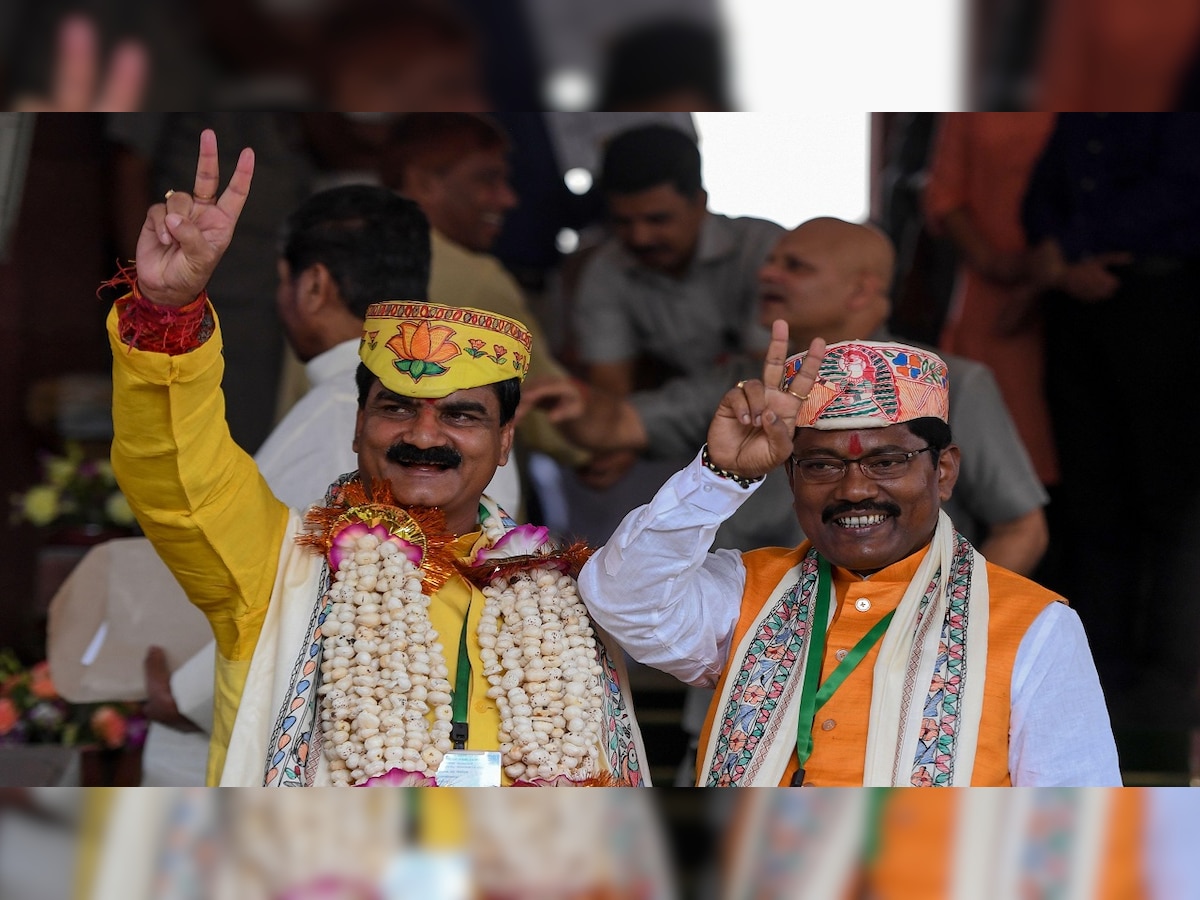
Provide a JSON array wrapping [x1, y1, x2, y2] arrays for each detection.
[[822, 501, 900, 524], [386, 443, 462, 468]]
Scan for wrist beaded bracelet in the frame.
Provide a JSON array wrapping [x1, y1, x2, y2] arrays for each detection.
[[701, 443, 764, 489]]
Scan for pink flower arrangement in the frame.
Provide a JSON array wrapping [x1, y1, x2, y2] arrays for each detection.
[[90, 705, 129, 749], [0, 648, 146, 749], [328, 523, 422, 572], [471, 523, 551, 563], [28, 660, 58, 700]]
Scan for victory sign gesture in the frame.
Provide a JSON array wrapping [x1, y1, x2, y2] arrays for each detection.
[[135, 129, 255, 307], [706, 320, 825, 479]]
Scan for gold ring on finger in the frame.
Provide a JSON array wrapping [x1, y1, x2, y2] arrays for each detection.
[[193, 191, 216, 202], [786, 389, 810, 402], [735, 380, 747, 389], [164, 189, 177, 200]]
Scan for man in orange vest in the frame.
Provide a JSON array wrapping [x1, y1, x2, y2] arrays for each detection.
[[581, 325, 1121, 786]]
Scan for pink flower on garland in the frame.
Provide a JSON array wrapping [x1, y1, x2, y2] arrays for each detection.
[[329, 523, 422, 572], [359, 767, 437, 787], [472, 523, 551, 562]]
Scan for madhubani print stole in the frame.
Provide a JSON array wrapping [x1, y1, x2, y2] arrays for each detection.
[[262, 561, 331, 787], [704, 552, 821, 786], [950, 790, 1112, 898], [703, 528, 981, 787], [901, 531, 977, 787], [592, 621, 647, 785], [263, 472, 358, 787], [731, 790, 868, 899]]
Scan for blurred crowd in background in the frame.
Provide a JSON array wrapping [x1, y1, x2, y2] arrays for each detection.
[[3, 0, 1200, 113]]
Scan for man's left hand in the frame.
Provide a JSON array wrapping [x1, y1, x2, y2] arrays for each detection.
[[706, 320, 824, 479]]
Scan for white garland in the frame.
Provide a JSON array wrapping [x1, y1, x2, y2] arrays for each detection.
[[317, 518, 607, 786]]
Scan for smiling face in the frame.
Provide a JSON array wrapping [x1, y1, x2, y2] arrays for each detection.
[[787, 423, 959, 575], [353, 379, 514, 534], [417, 146, 517, 252]]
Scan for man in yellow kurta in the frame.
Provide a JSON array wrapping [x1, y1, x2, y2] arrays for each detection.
[[581, 324, 1121, 785], [108, 128, 647, 787]]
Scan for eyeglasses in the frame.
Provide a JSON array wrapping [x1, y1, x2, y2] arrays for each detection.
[[787, 446, 934, 484]]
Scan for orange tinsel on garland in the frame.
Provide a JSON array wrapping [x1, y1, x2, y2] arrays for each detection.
[[296, 477, 459, 592]]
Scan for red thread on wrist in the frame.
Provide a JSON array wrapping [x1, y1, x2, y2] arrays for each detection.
[[99, 261, 213, 354]]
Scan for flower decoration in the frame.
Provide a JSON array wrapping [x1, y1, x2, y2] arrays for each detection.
[[386, 321, 461, 381], [462, 524, 593, 588], [472, 524, 551, 562], [10, 441, 137, 532], [0, 648, 146, 749], [298, 477, 457, 593], [359, 768, 437, 788], [329, 522, 422, 574]]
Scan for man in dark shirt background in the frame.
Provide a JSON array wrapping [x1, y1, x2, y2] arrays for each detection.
[[1022, 113, 1200, 769]]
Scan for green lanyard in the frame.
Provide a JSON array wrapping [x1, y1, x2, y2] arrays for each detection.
[[450, 614, 471, 749], [860, 788, 892, 868], [791, 556, 896, 786]]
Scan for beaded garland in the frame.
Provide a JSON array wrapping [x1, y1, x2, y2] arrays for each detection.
[[473, 515, 607, 784], [302, 479, 607, 786]]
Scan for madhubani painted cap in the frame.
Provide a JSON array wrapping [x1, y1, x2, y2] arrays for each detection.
[[360, 301, 532, 398], [781, 340, 949, 429]]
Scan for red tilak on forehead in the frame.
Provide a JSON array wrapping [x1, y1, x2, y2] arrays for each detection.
[[847, 433, 863, 455]]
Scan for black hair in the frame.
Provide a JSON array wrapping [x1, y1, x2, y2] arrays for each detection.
[[355, 363, 520, 425], [904, 417, 953, 461], [599, 123, 703, 198], [597, 18, 732, 112], [279, 185, 430, 318]]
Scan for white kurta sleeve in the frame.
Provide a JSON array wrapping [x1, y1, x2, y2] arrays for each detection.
[[1008, 602, 1124, 785], [579, 451, 756, 687]]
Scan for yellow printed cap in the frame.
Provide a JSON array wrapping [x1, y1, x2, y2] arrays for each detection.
[[360, 302, 532, 398]]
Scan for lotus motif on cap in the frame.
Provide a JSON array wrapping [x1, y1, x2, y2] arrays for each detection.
[[386, 321, 462, 381]]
